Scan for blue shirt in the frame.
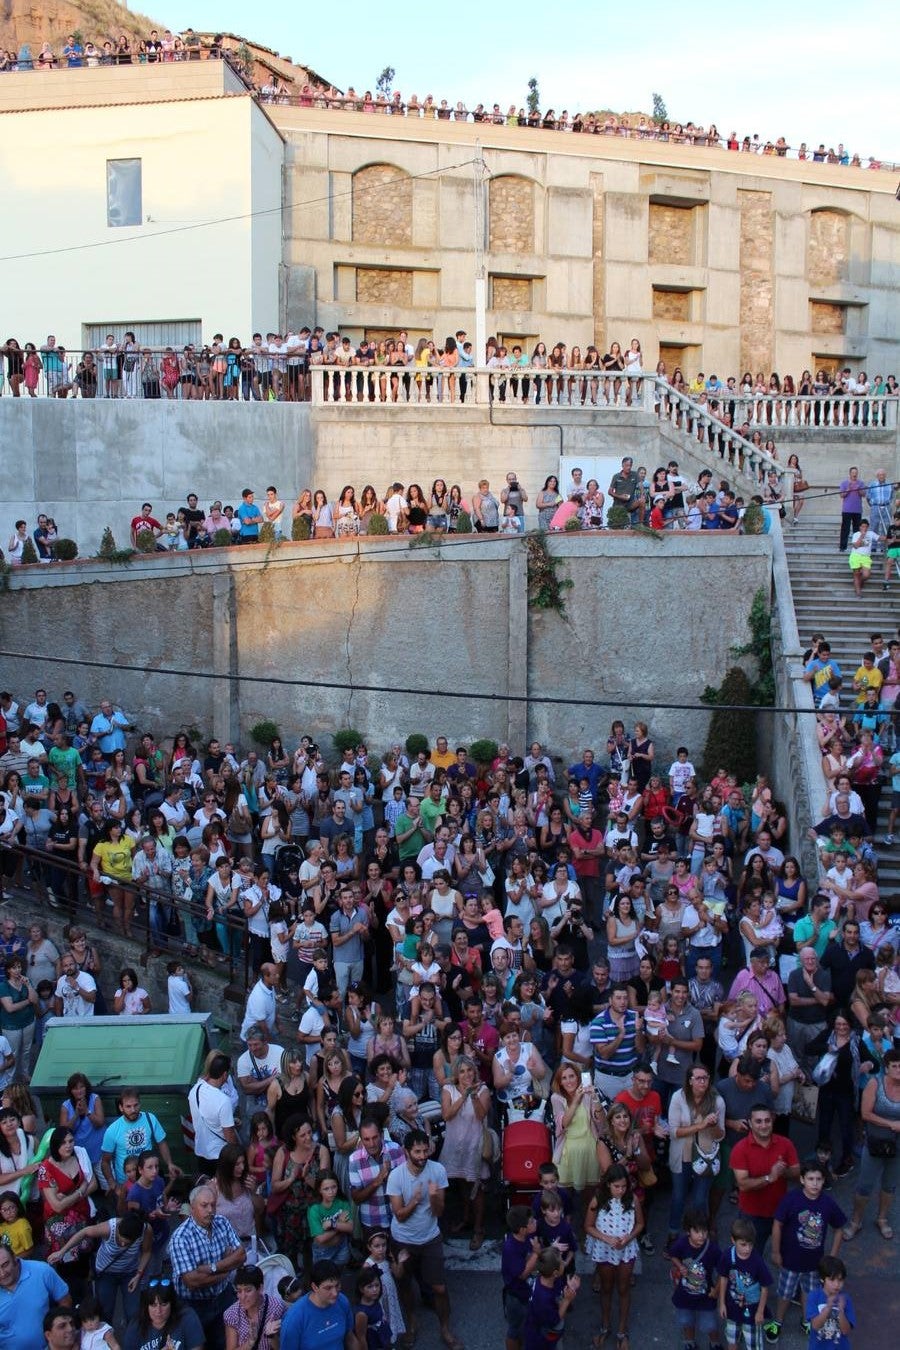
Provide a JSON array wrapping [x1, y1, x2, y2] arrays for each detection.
[[567, 761, 603, 797], [281, 1292, 353, 1350], [805, 1288, 855, 1350], [0, 1260, 70, 1350], [100, 1111, 167, 1182], [237, 502, 262, 539]]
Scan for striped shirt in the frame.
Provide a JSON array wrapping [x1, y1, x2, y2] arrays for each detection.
[[589, 1008, 640, 1074]]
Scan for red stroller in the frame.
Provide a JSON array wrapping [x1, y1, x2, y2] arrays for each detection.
[[502, 1117, 552, 1206]]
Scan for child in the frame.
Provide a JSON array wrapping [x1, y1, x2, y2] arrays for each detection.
[[409, 940, 442, 990], [33, 979, 55, 1049], [765, 1160, 846, 1343], [307, 1171, 354, 1267], [114, 1155, 140, 1216], [530, 1164, 574, 1220], [363, 1229, 406, 1345], [535, 1188, 577, 1273], [481, 893, 506, 943], [268, 900, 291, 997], [717, 1217, 772, 1350], [0, 1190, 33, 1257], [126, 1151, 176, 1273], [246, 1111, 277, 1193], [523, 1247, 579, 1350], [502, 1205, 541, 1350], [669, 1207, 722, 1350], [644, 988, 669, 1046], [669, 748, 696, 799], [77, 1294, 119, 1350], [166, 961, 193, 1016], [302, 947, 332, 1008], [384, 784, 406, 838], [657, 937, 684, 988], [353, 1267, 393, 1350], [804, 1255, 854, 1350], [756, 894, 783, 949], [584, 1164, 642, 1345]]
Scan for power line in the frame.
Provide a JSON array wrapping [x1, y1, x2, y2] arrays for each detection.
[[0, 157, 480, 263], [0, 646, 825, 716]]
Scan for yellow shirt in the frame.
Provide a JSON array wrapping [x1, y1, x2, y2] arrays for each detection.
[[0, 1217, 33, 1255], [853, 664, 883, 704], [93, 837, 135, 881], [430, 750, 456, 771]]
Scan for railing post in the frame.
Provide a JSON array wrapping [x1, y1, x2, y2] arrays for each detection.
[[475, 368, 490, 405], [642, 376, 656, 414]]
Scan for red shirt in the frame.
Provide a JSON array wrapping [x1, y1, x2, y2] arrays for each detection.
[[730, 1132, 799, 1216], [569, 828, 603, 878], [615, 1087, 662, 1140]]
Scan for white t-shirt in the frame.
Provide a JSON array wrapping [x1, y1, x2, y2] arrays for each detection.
[[189, 1077, 235, 1160], [168, 974, 193, 1015], [668, 760, 696, 795], [298, 1005, 326, 1063], [385, 492, 406, 532], [55, 971, 96, 1018], [236, 1042, 284, 1085]]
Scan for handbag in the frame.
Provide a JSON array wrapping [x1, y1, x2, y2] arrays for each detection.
[[637, 1164, 658, 1188], [265, 1184, 288, 1216], [478, 863, 495, 887], [691, 1139, 721, 1176], [794, 477, 809, 492], [866, 1123, 897, 1159], [791, 1082, 819, 1125], [811, 1051, 838, 1086]]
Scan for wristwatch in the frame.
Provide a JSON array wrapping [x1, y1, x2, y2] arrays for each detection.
[[210, 1261, 218, 1274]]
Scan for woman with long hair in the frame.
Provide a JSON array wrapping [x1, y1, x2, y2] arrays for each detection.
[[664, 1065, 725, 1242], [268, 1114, 331, 1271], [440, 1054, 491, 1248], [550, 1062, 604, 1208], [124, 1279, 204, 1350], [213, 1142, 262, 1240], [37, 1125, 97, 1293]]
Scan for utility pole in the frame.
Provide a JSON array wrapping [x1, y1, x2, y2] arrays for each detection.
[[473, 147, 488, 366]]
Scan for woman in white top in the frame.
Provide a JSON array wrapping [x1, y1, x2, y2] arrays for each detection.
[[0, 1107, 36, 1195], [6, 523, 27, 566], [492, 1024, 548, 1106], [540, 863, 581, 923], [428, 871, 461, 947]]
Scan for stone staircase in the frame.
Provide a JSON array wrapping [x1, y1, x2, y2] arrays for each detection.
[[784, 515, 900, 886]]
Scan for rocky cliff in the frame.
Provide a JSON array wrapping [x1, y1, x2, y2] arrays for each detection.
[[0, 0, 163, 54]]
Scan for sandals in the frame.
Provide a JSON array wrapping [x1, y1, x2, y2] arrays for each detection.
[[875, 1217, 894, 1240], [590, 1332, 608, 1350], [469, 1232, 484, 1251], [616, 1335, 630, 1350], [842, 1220, 862, 1241], [440, 1334, 464, 1350]]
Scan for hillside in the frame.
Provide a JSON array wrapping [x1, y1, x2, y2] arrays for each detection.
[[0, 0, 164, 53]]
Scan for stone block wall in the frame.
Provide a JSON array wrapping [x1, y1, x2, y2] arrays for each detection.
[[648, 202, 694, 267], [739, 189, 775, 376], [491, 276, 533, 310], [352, 164, 413, 246], [807, 209, 850, 288], [356, 267, 414, 306], [488, 175, 535, 253]]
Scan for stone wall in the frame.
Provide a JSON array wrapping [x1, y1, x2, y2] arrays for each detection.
[[809, 300, 845, 336], [488, 175, 535, 254], [739, 189, 775, 376], [352, 163, 413, 246], [356, 267, 414, 306], [491, 276, 532, 310], [648, 202, 694, 267], [808, 209, 850, 288], [652, 288, 691, 322]]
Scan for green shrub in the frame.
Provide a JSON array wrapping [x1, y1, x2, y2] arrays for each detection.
[[742, 501, 764, 535], [51, 538, 78, 561], [292, 515, 312, 541], [606, 504, 631, 531], [20, 537, 38, 565], [455, 510, 472, 534], [405, 733, 429, 757], [563, 517, 582, 532], [332, 728, 364, 755], [212, 528, 233, 548], [134, 531, 157, 553], [258, 522, 277, 544], [250, 719, 280, 748], [469, 738, 499, 767], [702, 666, 758, 783], [366, 512, 389, 536], [96, 526, 133, 565]]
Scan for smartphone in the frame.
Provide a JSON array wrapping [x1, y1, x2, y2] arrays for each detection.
[[580, 1072, 592, 1091]]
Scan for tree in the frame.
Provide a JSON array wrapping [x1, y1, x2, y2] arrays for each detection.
[[651, 92, 668, 125], [527, 77, 540, 115], [376, 66, 395, 98], [701, 666, 758, 784]]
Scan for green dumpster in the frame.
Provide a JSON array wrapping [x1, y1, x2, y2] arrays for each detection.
[[31, 1014, 214, 1170]]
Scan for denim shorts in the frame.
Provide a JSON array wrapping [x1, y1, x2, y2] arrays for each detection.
[[503, 1290, 528, 1339], [675, 1306, 719, 1334]]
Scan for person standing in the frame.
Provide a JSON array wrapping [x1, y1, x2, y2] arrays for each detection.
[[168, 1184, 246, 1350], [188, 1054, 238, 1171], [838, 467, 863, 552], [730, 1104, 800, 1251], [589, 983, 645, 1101], [280, 1259, 358, 1350], [866, 470, 893, 549], [0, 1245, 70, 1350], [386, 1130, 461, 1350]]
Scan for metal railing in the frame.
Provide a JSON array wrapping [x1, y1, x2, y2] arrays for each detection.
[[0, 840, 250, 994]]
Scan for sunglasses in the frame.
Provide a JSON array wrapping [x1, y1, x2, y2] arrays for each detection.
[[148, 1278, 172, 1289]]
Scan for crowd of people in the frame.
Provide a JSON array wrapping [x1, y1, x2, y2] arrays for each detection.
[[0, 29, 238, 74], [0, 668, 897, 1350]]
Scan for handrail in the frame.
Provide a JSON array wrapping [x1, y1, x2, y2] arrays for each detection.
[[0, 840, 250, 991], [651, 379, 789, 491], [738, 392, 898, 431]]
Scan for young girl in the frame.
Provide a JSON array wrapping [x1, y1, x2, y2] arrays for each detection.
[[657, 935, 684, 987], [366, 1013, 409, 1069], [77, 1294, 119, 1350], [246, 1112, 277, 1193], [363, 1229, 406, 1344], [584, 1164, 643, 1349], [114, 1155, 139, 1217], [643, 988, 669, 1056], [0, 1190, 33, 1256], [307, 1171, 353, 1267], [353, 1267, 393, 1350], [409, 941, 442, 991], [125, 1151, 174, 1272], [756, 892, 784, 948], [344, 984, 378, 1077]]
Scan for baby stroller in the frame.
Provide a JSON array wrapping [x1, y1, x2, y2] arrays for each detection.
[[272, 843, 305, 886], [501, 1117, 552, 1207]]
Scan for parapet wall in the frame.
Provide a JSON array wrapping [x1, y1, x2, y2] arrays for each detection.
[[0, 533, 772, 765]]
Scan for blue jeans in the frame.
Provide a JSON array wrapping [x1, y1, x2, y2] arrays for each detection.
[[668, 1165, 712, 1235], [95, 1271, 141, 1325]]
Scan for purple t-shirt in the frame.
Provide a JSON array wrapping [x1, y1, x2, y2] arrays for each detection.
[[718, 1246, 772, 1322], [670, 1234, 721, 1310], [775, 1189, 846, 1272], [840, 479, 863, 513]]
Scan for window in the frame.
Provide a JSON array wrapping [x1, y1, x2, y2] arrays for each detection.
[[107, 158, 142, 228]]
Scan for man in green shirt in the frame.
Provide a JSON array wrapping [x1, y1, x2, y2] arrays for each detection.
[[48, 733, 82, 790], [792, 893, 836, 959], [418, 781, 446, 836], [395, 797, 432, 862]]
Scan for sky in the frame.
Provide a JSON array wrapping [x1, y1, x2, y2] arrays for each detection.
[[140, 0, 897, 160]]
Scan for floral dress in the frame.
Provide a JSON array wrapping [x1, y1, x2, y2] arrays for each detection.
[[274, 1148, 329, 1266], [38, 1156, 92, 1260], [584, 1196, 638, 1265]]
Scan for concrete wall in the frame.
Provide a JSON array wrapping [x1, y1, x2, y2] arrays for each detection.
[[0, 533, 772, 770]]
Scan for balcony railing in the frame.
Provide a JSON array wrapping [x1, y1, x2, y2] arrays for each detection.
[[737, 393, 898, 431]]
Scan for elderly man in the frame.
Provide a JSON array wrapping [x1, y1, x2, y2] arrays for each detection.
[[168, 1184, 245, 1350], [727, 947, 786, 1016], [0, 1245, 70, 1350], [786, 946, 834, 1069], [89, 700, 133, 756], [236, 1019, 283, 1102], [349, 1116, 406, 1241]]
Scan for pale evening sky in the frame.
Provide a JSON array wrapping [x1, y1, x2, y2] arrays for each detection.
[[141, 0, 896, 161]]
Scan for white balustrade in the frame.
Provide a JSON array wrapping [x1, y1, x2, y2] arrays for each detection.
[[735, 393, 897, 431]]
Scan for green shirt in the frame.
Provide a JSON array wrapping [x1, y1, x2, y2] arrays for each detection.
[[419, 796, 444, 836], [396, 813, 426, 861], [48, 745, 82, 788], [793, 915, 837, 959], [0, 979, 36, 1029], [21, 772, 49, 798]]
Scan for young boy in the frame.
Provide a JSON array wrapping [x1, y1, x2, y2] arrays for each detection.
[[534, 1189, 576, 1273], [669, 1207, 722, 1350], [166, 961, 193, 1015], [718, 1217, 772, 1350], [765, 1161, 846, 1343], [523, 1247, 579, 1350], [530, 1164, 574, 1220], [805, 1256, 854, 1350], [502, 1205, 541, 1350]]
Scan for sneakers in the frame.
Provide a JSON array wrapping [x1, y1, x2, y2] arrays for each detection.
[[834, 1158, 854, 1179], [764, 1323, 781, 1345], [882, 834, 895, 845], [638, 1233, 655, 1254], [800, 1321, 810, 1337]]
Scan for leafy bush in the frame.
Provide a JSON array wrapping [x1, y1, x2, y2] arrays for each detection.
[[455, 510, 472, 534], [563, 517, 582, 532], [212, 528, 233, 548], [20, 537, 38, 565], [134, 531, 157, 553], [742, 501, 764, 535], [51, 538, 78, 561], [405, 733, 429, 757], [96, 526, 133, 565], [250, 719, 280, 748], [258, 522, 277, 544], [606, 504, 631, 531], [701, 666, 758, 783], [469, 738, 499, 766], [292, 515, 311, 541], [332, 728, 364, 755], [367, 512, 389, 536]]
